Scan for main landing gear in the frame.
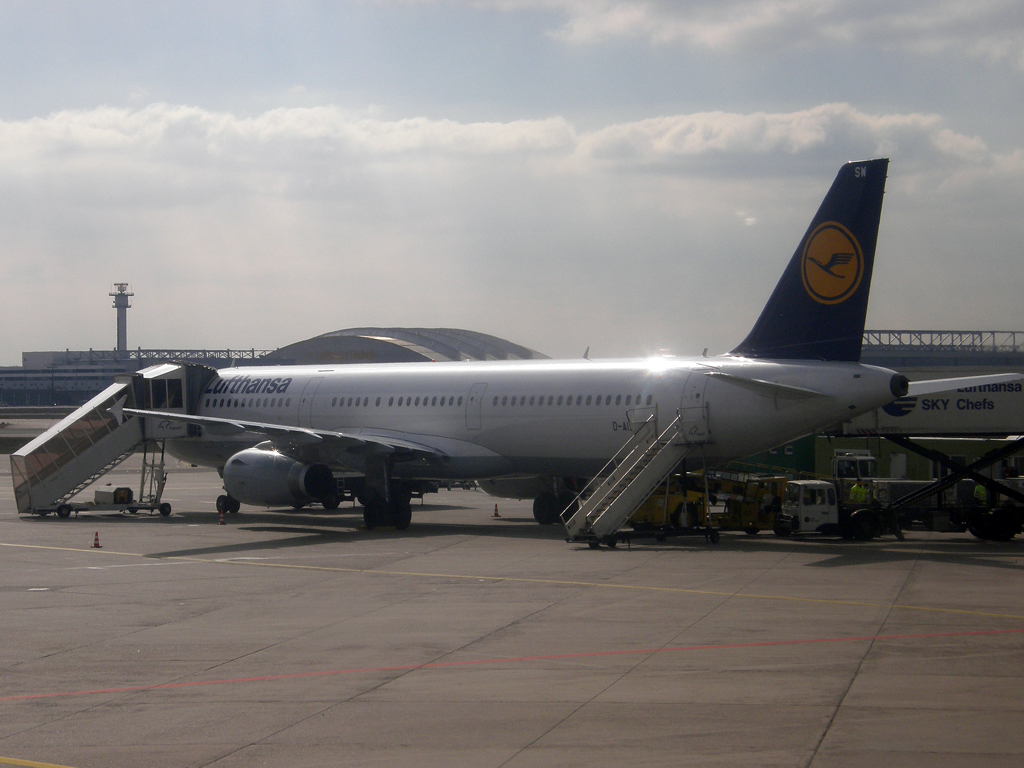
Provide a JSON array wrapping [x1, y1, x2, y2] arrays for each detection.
[[216, 495, 241, 515], [361, 482, 414, 531], [532, 491, 579, 526]]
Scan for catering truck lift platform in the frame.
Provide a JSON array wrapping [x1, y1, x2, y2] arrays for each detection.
[[836, 385, 1024, 540]]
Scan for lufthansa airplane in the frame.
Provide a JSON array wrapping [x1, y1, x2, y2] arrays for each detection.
[[125, 159, 1014, 529]]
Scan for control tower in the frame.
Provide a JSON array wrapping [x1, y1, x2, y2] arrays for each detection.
[[109, 283, 133, 355]]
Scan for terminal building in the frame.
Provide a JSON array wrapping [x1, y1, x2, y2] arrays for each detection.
[[0, 326, 548, 407], [0, 286, 548, 406]]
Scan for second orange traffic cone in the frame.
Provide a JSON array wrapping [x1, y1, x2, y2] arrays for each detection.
[[92, 532, 102, 549]]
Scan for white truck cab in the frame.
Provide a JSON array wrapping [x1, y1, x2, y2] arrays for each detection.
[[774, 479, 881, 540], [781, 480, 838, 530]]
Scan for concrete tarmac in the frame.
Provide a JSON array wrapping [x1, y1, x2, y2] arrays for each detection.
[[2, 461, 1024, 767]]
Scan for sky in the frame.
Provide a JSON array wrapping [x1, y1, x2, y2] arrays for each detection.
[[1, 0, 1022, 366]]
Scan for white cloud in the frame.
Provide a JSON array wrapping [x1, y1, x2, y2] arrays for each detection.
[[0, 102, 1020, 365], [411, 0, 1024, 71]]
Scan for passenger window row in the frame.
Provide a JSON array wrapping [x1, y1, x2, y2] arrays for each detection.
[[203, 392, 654, 413], [205, 394, 467, 410], [205, 397, 291, 409], [333, 397, 372, 407], [385, 395, 464, 407], [491, 393, 653, 407]]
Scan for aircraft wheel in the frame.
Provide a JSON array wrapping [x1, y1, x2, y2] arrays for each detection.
[[56, 504, 72, 519], [391, 498, 413, 530], [159, 503, 172, 517], [216, 495, 229, 514], [228, 497, 241, 514], [987, 509, 1017, 542], [532, 492, 560, 525], [852, 510, 880, 541], [387, 484, 413, 530], [363, 497, 386, 530]]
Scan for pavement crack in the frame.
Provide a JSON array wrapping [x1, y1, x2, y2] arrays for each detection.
[[804, 536, 927, 767]]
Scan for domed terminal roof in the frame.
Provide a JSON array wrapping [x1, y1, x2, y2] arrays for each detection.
[[263, 327, 549, 365]]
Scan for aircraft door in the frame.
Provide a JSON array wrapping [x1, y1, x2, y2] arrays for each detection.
[[298, 377, 324, 428], [466, 383, 488, 430], [680, 371, 710, 443]]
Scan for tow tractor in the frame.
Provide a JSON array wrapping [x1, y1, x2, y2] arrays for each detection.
[[619, 475, 720, 546], [706, 472, 787, 534], [622, 471, 788, 545]]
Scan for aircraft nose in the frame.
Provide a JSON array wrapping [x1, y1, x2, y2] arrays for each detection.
[[890, 374, 910, 397]]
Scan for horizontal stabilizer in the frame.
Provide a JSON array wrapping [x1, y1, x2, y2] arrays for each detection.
[[907, 373, 1024, 397], [703, 371, 830, 399]]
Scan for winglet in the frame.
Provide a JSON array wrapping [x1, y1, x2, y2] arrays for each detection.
[[109, 396, 127, 426]]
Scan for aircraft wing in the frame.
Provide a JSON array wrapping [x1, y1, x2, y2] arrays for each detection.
[[907, 373, 1024, 397], [118, 406, 448, 459]]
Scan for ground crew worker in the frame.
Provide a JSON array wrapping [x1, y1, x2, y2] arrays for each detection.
[[850, 481, 869, 505], [973, 482, 988, 508]]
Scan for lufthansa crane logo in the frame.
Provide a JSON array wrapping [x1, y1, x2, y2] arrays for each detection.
[[801, 222, 864, 305]]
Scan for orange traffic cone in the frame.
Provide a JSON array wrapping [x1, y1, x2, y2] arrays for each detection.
[[493, 504, 500, 518], [219, 509, 225, 525], [92, 532, 102, 549]]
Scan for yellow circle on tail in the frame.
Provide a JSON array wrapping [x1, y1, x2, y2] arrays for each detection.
[[801, 222, 863, 305]]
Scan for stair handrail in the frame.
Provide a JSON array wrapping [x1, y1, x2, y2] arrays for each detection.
[[564, 412, 685, 535], [570, 414, 658, 506]]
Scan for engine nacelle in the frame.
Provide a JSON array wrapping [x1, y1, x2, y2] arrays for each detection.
[[222, 445, 335, 508]]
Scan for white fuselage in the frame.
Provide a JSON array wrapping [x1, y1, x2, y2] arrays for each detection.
[[166, 355, 901, 480]]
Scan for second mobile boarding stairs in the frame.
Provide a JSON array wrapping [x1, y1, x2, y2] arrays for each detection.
[[563, 406, 710, 546]]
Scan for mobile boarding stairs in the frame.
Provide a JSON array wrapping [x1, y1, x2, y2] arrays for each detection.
[[563, 404, 713, 548], [11, 363, 215, 518]]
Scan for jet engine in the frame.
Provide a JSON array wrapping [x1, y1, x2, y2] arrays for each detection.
[[222, 444, 336, 508]]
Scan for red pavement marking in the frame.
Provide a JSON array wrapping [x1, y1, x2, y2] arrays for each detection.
[[4, 628, 1022, 703]]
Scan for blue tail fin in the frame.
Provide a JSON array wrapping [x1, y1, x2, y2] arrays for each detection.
[[731, 159, 888, 362]]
